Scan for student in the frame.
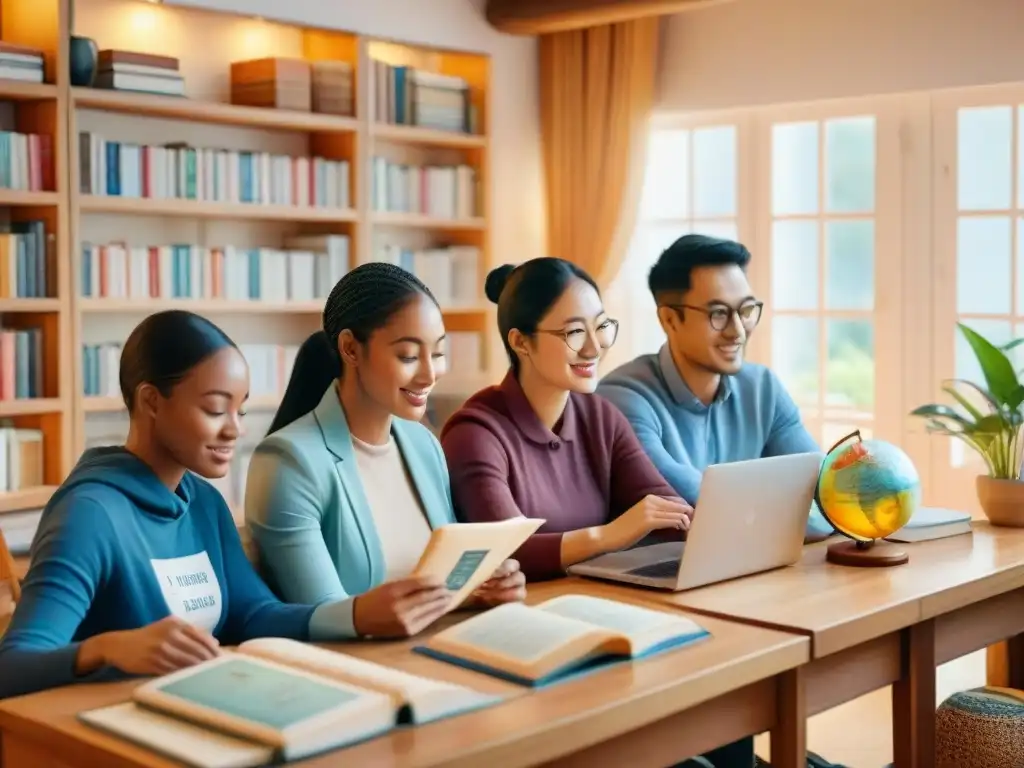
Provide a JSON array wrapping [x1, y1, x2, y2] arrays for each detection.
[[0, 311, 367, 701], [440, 258, 694, 584], [245, 263, 525, 639], [597, 234, 833, 539]]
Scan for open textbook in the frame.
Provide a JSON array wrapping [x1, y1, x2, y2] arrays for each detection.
[[79, 637, 501, 768], [415, 593, 711, 687], [412, 516, 544, 608]]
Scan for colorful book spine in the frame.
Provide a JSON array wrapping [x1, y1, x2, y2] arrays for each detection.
[[0, 220, 50, 298], [372, 243, 480, 308], [0, 131, 53, 192], [372, 62, 476, 134], [371, 158, 478, 219], [0, 328, 43, 400]]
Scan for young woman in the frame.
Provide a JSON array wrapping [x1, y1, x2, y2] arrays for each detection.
[[441, 259, 762, 768], [440, 258, 694, 582], [0, 311, 364, 700], [245, 262, 525, 639]]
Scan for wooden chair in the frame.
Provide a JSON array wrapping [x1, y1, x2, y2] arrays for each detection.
[[0, 529, 19, 635]]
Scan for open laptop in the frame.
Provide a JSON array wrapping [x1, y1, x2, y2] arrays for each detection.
[[567, 451, 825, 591]]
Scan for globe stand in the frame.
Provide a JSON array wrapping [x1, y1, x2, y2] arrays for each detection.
[[826, 538, 909, 567]]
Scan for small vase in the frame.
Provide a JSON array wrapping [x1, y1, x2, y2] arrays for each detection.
[[69, 35, 98, 87], [976, 475, 1024, 527]]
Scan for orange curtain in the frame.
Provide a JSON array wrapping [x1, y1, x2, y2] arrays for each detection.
[[539, 17, 660, 288]]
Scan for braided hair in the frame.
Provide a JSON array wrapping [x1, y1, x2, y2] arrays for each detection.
[[266, 263, 438, 435]]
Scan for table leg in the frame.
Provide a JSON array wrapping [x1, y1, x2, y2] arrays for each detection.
[[770, 667, 805, 768], [986, 635, 1024, 690], [891, 620, 935, 768]]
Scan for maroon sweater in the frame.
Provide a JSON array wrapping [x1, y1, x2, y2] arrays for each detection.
[[440, 371, 680, 581]]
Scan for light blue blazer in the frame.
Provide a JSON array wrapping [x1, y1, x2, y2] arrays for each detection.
[[244, 382, 456, 637]]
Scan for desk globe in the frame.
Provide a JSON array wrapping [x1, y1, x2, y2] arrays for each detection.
[[815, 429, 921, 567]]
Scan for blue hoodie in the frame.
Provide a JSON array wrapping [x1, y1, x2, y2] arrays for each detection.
[[0, 447, 353, 700]]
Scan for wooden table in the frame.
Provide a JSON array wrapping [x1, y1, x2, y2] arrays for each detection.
[[0, 580, 811, 768], [635, 522, 1024, 768]]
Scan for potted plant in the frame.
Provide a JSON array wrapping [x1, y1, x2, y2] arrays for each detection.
[[911, 322, 1024, 526]]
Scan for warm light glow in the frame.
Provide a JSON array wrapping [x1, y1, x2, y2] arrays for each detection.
[[127, 4, 162, 36]]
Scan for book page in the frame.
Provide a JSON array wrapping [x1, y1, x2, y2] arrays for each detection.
[[412, 517, 544, 607], [238, 638, 500, 725], [538, 594, 708, 655], [79, 702, 273, 768], [134, 653, 387, 748], [424, 602, 613, 682]]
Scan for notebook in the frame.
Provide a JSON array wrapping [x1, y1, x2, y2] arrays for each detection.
[[413, 593, 710, 687], [79, 637, 501, 767]]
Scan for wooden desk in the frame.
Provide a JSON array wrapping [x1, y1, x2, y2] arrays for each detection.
[[633, 522, 1024, 767], [0, 581, 811, 768]]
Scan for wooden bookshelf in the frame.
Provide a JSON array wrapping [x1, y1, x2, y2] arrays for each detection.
[[0, 0, 73, 518], [0, 0, 496, 518]]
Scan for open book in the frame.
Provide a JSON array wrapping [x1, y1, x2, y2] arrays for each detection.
[[412, 516, 544, 608], [79, 637, 501, 768], [414, 593, 710, 687]]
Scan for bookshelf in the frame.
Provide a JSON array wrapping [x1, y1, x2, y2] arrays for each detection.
[[0, 0, 497, 522], [0, 0, 74, 519]]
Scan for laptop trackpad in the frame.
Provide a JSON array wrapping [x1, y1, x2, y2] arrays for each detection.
[[578, 541, 685, 572]]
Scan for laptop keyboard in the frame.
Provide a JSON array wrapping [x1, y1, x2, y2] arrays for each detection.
[[626, 560, 679, 578]]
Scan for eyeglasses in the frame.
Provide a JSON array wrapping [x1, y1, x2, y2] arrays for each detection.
[[663, 301, 764, 332], [535, 318, 620, 353]]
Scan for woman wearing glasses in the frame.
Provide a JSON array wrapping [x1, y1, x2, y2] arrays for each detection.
[[440, 257, 694, 584]]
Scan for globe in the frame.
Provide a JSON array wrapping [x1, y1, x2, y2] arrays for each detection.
[[816, 431, 921, 544]]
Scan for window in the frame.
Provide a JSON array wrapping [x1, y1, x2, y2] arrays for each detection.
[[931, 85, 1024, 511], [614, 118, 746, 361]]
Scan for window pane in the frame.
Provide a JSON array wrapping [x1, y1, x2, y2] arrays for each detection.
[[641, 129, 689, 219], [826, 320, 874, 411], [825, 220, 874, 310], [772, 121, 819, 216], [772, 315, 819, 405], [958, 105, 1012, 211], [1019, 217, 1024, 316], [955, 319, 1014, 387], [630, 223, 690, 291], [825, 116, 875, 213], [693, 125, 737, 218], [1020, 106, 1024, 210], [691, 220, 738, 241], [772, 220, 818, 310], [957, 216, 1012, 314]]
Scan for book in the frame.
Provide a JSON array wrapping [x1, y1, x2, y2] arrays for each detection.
[[414, 593, 711, 687], [885, 506, 973, 543], [79, 637, 501, 768], [411, 516, 545, 610]]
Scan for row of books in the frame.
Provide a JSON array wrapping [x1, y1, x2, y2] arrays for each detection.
[[371, 159, 478, 219], [78, 132, 351, 209], [80, 235, 350, 303], [0, 328, 43, 400], [0, 130, 54, 192], [372, 61, 477, 135], [82, 343, 300, 401], [0, 221, 51, 299], [373, 244, 481, 308], [0, 426, 43, 493]]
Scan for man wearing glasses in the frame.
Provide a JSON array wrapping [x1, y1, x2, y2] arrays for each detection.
[[597, 234, 832, 540]]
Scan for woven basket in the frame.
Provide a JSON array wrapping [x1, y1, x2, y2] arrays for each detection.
[[936, 686, 1024, 767]]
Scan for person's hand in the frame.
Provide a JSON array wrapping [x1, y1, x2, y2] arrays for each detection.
[[80, 616, 221, 677], [602, 495, 693, 552], [352, 575, 453, 638], [467, 559, 526, 608]]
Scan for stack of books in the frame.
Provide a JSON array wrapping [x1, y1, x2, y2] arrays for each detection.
[[0, 43, 44, 84], [94, 50, 184, 97], [312, 61, 354, 116]]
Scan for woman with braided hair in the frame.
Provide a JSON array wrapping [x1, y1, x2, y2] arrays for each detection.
[[245, 263, 525, 639]]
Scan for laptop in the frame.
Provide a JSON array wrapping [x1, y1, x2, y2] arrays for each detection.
[[567, 451, 825, 591]]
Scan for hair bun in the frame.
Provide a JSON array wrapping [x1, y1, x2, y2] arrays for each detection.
[[484, 264, 515, 304]]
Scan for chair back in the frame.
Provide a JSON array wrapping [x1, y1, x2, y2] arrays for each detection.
[[0, 529, 19, 634]]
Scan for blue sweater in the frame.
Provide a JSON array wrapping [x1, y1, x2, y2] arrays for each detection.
[[0, 447, 352, 700], [597, 345, 833, 538]]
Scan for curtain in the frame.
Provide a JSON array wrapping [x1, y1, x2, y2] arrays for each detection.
[[539, 17, 660, 288]]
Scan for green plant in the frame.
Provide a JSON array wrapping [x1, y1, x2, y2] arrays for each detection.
[[911, 323, 1024, 479]]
